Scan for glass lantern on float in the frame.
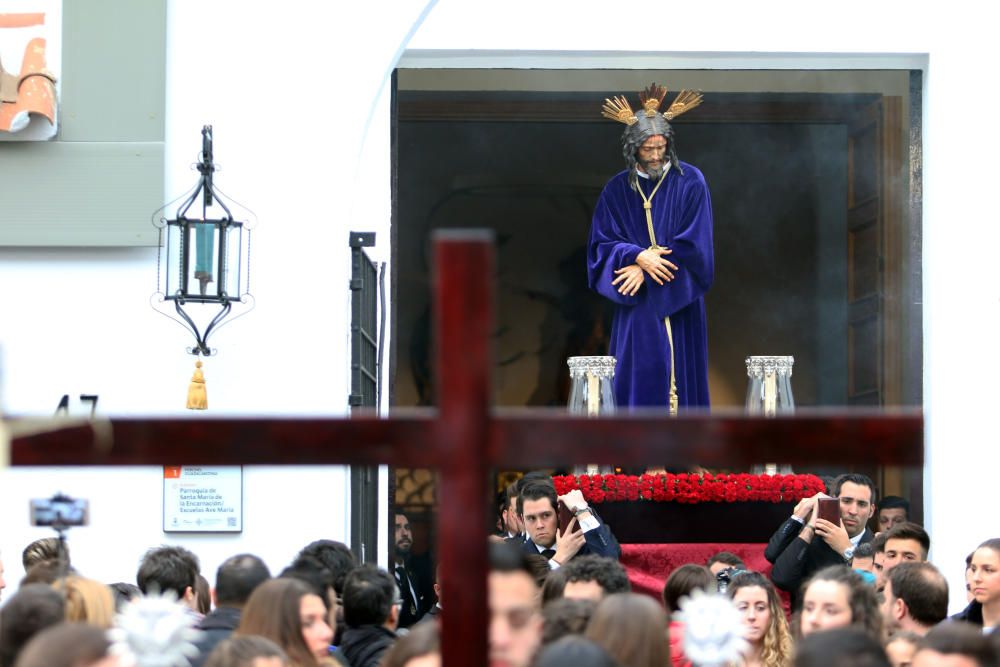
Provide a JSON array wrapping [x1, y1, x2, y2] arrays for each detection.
[[745, 355, 795, 474], [567, 356, 616, 475], [150, 126, 255, 410]]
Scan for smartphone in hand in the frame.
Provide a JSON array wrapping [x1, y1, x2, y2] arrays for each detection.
[[558, 499, 582, 534], [816, 497, 841, 525]]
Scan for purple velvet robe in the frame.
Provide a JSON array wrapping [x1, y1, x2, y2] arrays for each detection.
[[587, 163, 714, 409]]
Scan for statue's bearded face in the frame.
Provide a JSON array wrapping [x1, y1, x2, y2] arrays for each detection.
[[636, 134, 668, 179]]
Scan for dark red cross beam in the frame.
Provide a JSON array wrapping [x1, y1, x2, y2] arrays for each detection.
[[9, 230, 922, 665]]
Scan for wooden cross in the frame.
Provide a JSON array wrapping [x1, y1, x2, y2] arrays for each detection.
[[9, 230, 922, 665]]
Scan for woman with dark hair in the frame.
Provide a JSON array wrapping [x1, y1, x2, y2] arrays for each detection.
[[799, 565, 882, 641], [585, 593, 669, 667], [662, 564, 714, 667], [379, 620, 439, 667], [952, 537, 1000, 631], [237, 578, 336, 667], [195, 574, 212, 617], [727, 571, 793, 667]]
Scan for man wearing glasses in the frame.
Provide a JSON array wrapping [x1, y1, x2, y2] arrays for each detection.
[[588, 84, 714, 412]]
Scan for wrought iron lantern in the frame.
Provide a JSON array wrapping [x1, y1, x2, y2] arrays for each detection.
[[151, 126, 254, 407]]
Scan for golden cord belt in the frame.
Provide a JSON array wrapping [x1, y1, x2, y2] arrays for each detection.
[[637, 169, 679, 416]]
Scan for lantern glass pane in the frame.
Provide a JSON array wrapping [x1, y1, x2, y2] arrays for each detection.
[[189, 221, 220, 298], [165, 221, 184, 297], [222, 223, 243, 299]]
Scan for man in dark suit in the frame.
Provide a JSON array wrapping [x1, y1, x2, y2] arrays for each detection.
[[765, 473, 876, 604], [392, 512, 434, 629], [517, 479, 620, 566]]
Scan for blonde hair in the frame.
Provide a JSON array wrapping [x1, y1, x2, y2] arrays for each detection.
[[53, 576, 117, 629]]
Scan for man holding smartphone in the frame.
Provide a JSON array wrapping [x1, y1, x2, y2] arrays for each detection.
[[517, 479, 621, 567], [764, 473, 877, 604]]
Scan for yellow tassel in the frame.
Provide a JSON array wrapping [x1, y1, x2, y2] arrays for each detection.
[[186, 360, 208, 410]]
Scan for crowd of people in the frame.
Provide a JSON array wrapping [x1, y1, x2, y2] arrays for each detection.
[[0, 472, 997, 667], [484, 472, 999, 667]]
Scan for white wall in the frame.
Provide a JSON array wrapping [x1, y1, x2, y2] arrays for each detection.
[[0, 465, 348, 592], [0, 1, 438, 594], [2, 0, 998, 614]]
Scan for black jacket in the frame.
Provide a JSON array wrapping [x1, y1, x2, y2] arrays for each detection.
[[340, 624, 397, 667], [764, 516, 873, 602], [190, 606, 241, 667], [394, 553, 436, 629], [950, 600, 983, 626]]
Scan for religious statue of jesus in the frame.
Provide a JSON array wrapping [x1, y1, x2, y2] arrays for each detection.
[[587, 84, 714, 412]]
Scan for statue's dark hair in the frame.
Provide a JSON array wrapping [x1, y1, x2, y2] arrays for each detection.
[[621, 115, 681, 191]]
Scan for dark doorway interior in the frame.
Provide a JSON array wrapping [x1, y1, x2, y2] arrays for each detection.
[[393, 92, 871, 410]]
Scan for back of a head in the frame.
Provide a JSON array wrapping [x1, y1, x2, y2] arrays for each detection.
[[380, 618, 439, 667], [137, 545, 201, 599], [279, 554, 330, 606], [663, 564, 714, 613], [20, 560, 65, 586], [534, 636, 620, 667], [203, 635, 288, 667], [585, 593, 669, 667], [0, 584, 66, 667], [887, 561, 948, 626], [342, 563, 396, 628], [562, 556, 630, 596], [793, 627, 889, 667], [542, 567, 568, 605], [853, 542, 875, 560], [215, 553, 272, 608], [525, 553, 553, 590], [108, 582, 141, 612], [915, 622, 998, 667], [54, 576, 116, 629], [490, 540, 534, 576], [296, 540, 356, 596], [21, 538, 65, 571], [542, 597, 597, 645], [12, 622, 110, 667]]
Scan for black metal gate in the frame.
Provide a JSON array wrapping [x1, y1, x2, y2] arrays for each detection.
[[349, 230, 382, 562]]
